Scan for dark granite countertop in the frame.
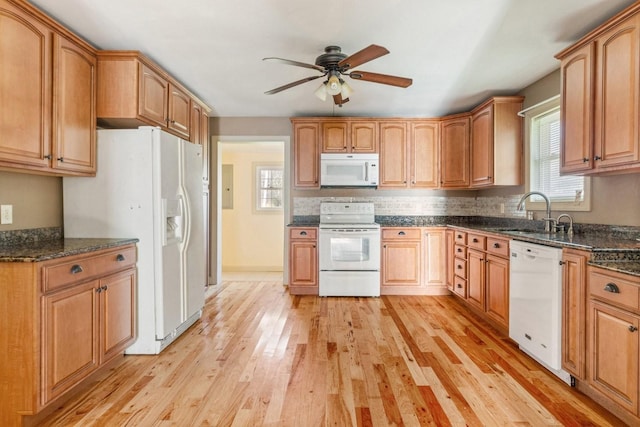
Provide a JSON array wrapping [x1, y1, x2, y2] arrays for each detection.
[[588, 261, 640, 278], [0, 238, 139, 262]]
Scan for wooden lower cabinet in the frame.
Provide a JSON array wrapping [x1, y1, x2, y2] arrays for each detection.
[[288, 227, 318, 294], [0, 244, 136, 426], [584, 266, 640, 421], [561, 249, 588, 379], [467, 249, 486, 311], [445, 229, 455, 291], [485, 254, 509, 326]]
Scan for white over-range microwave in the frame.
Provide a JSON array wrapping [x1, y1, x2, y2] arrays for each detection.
[[320, 153, 379, 187]]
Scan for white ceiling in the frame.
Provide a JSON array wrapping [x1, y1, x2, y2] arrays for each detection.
[[31, 0, 635, 118]]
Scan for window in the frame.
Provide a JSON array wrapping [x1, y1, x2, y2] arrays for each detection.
[[255, 165, 283, 211], [524, 97, 590, 211]]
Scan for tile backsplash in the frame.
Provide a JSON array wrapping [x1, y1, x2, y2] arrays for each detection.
[[294, 195, 527, 218]]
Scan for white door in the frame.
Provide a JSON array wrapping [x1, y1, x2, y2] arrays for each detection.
[[181, 140, 205, 319], [156, 131, 183, 339]]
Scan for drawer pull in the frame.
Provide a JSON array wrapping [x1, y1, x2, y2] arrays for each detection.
[[472, 238, 478, 243], [457, 248, 462, 253], [70, 264, 83, 274], [398, 231, 406, 236], [96, 287, 102, 293], [457, 234, 462, 238], [457, 265, 462, 269], [116, 254, 126, 262], [603, 283, 620, 294], [457, 284, 462, 288], [629, 325, 638, 333], [493, 243, 500, 248], [300, 231, 307, 236], [101, 285, 108, 291]]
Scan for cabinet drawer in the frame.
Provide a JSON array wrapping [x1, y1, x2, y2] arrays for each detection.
[[454, 257, 467, 280], [453, 276, 467, 298], [467, 233, 486, 251], [453, 230, 467, 245], [589, 267, 640, 313], [42, 245, 137, 293], [454, 244, 467, 258], [382, 228, 421, 240], [289, 227, 317, 240], [486, 237, 509, 258]]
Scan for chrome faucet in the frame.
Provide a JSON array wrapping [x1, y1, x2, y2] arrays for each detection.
[[517, 191, 555, 232], [556, 213, 574, 237]]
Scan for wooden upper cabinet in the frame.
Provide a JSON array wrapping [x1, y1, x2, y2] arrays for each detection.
[[351, 121, 378, 152], [557, 4, 640, 175], [167, 83, 190, 138], [97, 51, 210, 140], [0, 1, 52, 170], [379, 121, 408, 188], [190, 102, 203, 144], [292, 121, 320, 188], [440, 114, 470, 188], [560, 43, 595, 174], [593, 14, 640, 170], [0, 0, 96, 176], [321, 120, 377, 153], [470, 96, 523, 188], [52, 34, 96, 174], [410, 121, 439, 188], [321, 121, 349, 152]]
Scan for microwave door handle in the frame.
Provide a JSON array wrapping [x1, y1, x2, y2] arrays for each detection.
[[365, 162, 369, 182]]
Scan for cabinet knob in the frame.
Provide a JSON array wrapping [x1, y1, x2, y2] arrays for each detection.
[[457, 284, 462, 288], [96, 287, 102, 293], [457, 248, 462, 253], [594, 155, 602, 161], [44, 154, 52, 160], [70, 264, 83, 274], [116, 254, 126, 262], [603, 283, 620, 294], [582, 157, 589, 163], [472, 238, 478, 243], [456, 265, 462, 269], [101, 285, 108, 291], [493, 243, 500, 248], [629, 325, 638, 333], [57, 157, 64, 162]]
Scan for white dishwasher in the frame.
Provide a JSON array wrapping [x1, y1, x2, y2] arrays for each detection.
[[509, 240, 572, 384]]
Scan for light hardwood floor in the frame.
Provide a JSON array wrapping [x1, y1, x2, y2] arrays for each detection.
[[40, 275, 625, 426]]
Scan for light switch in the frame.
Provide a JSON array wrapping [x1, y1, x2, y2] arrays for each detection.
[[1, 205, 12, 224]]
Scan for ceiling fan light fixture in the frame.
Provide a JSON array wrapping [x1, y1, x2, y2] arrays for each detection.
[[314, 82, 328, 101], [325, 74, 341, 96], [340, 80, 353, 98]]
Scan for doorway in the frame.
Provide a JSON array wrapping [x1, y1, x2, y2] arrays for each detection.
[[212, 138, 290, 285]]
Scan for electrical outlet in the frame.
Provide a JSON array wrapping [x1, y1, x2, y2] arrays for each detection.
[[1, 205, 12, 224]]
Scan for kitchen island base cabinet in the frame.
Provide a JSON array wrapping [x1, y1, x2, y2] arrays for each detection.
[[0, 244, 136, 427]]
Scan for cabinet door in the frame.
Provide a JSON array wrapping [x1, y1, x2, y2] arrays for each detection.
[[351, 121, 378, 153], [440, 115, 470, 188], [423, 229, 446, 291], [190, 102, 203, 145], [560, 43, 594, 174], [42, 281, 99, 405], [138, 63, 168, 125], [562, 250, 587, 379], [168, 83, 191, 138], [0, 2, 51, 169], [381, 240, 421, 286], [52, 34, 96, 175], [202, 112, 210, 183], [588, 301, 639, 414], [485, 254, 509, 328], [289, 241, 317, 286], [445, 229, 454, 291], [470, 105, 493, 187], [379, 122, 408, 188], [594, 15, 640, 169], [293, 122, 320, 188], [100, 269, 136, 364], [467, 249, 485, 311], [411, 121, 439, 188], [322, 121, 348, 152]]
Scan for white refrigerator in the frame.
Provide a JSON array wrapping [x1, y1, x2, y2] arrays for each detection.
[[63, 127, 206, 354]]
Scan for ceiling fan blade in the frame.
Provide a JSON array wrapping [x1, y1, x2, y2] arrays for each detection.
[[338, 44, 389, 69], [332, 94, 349, 106], [264, 75, 324, 95], [263, 57, 325, 73], [349, 71, 413, 88]]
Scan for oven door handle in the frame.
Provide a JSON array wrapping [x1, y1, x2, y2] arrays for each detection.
[[322, 229, 379, 235]]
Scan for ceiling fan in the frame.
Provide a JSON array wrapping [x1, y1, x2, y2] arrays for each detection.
[[263, 44, 413, 106]]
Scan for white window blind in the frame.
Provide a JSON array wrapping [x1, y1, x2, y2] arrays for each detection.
[[530, 107, 584, 203]]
